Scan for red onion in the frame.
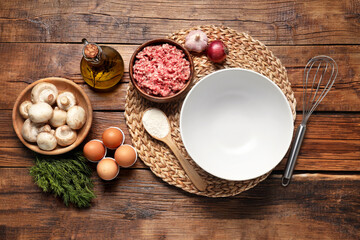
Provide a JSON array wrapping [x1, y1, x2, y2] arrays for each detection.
[[206, 40, 228, 63]]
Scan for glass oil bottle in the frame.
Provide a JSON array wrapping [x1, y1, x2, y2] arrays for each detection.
[[80, 39, 124, 90]]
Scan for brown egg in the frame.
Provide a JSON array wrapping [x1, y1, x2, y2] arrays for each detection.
[[97, 158, 119, 180], [102, 127, 124, 149], [83, 140, 106, 162], [115, 145, 137, 167]]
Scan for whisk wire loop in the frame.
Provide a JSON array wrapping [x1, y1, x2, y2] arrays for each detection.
[[302, 56, 338, 124], [282, 55, 338, 186]]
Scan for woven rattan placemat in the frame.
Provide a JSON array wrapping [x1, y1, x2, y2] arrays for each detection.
[[125, 25, 296, 197]]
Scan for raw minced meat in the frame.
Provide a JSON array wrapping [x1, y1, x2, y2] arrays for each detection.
[[133, 43, 190, 97]]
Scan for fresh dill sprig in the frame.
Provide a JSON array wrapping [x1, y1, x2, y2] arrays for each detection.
[[29, 151, 96, 208]]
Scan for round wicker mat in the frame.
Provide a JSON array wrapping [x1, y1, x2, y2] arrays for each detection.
[[125, 25, 296, 197]]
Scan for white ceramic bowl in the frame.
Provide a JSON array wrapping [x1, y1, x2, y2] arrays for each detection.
[[180, 68, 294, 181]]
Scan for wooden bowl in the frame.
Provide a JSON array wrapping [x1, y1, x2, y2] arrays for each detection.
[[129, 38, 194, 103], [12, 77, 93, 155]]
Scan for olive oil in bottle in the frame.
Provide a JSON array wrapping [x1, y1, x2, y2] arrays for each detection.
[[80, 39, 124, 90]]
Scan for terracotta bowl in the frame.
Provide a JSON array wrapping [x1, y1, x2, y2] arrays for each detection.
[[129, 38, 194, 103], [12, 77, 93, 155]]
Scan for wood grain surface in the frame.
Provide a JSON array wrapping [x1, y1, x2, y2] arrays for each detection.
[[0, 0, 359, 239], [0, 0, 359, 45], [0, 170, 359, 240], [0, 44, 358, 111]]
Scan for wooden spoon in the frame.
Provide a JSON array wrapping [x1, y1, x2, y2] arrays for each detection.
[[142, 108, 207, 191]]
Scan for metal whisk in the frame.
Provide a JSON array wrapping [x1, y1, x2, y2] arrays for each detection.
[[282, 55, 338, 186]]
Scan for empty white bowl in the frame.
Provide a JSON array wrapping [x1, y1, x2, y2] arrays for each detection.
[[180, 68, 294, 181]]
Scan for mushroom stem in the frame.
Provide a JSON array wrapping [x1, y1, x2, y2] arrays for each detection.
[[57, 92, 76, 111], [47, 94, 55, 103], [60, 97, 69, 106], [55, 125, 77, 146]]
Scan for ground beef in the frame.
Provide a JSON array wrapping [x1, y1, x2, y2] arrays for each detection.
[[133, 43, 190, 97]]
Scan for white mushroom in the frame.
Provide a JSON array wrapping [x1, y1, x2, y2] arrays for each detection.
[[55, 125, 77, 146], [40, 124, 52, 133], [37, 132, 57, 151], [66, 106, 86, 130], [57, 92, 76, 111], [31, 82, 58, 105], [21, 119, 49, 143], [28, 102, 53, 124], [19, 101, 33, 119], [49, 107, 67, 127]]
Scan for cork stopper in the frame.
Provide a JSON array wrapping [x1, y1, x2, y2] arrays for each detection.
[[84, 44, 99, 58]]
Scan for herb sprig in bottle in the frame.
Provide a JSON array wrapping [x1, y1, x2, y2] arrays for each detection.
[[80, 38, 124, 90]]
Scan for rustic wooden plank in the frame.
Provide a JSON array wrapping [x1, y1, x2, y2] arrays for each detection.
[[0, 43, 359, 111], [0, 169, 359, 239], [270, 45, 360, 112], [0, 0, 359, 45], [1, 110, 359, 171]]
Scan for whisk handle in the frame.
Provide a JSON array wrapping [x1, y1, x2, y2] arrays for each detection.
[[282, 123, 307, 187]]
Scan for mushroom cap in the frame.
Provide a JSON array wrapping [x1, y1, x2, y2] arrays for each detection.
[[19, 101, 33, 119], [57, 92, 76, 111], [21, 119, 43, 143], [49, 107, 67, 128], [66, 106, 86, 130], [37, 132, 57, 151], [40, 124, 52, 133], [31, 82, 58, 105], [55, 125, 77, 146], [28, 102, 54, 124]]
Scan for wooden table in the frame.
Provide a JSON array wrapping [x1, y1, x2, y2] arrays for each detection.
[[0, 1, 359, 239]]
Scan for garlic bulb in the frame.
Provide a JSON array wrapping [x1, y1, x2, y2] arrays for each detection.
[[184, 30, 208, 53]]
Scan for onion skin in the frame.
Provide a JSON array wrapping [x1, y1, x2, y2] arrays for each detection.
[[206, 40, 228, 63]]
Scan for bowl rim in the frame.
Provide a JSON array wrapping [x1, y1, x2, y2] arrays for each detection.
[[180, 68, 294, 181], [129, 38, 194, 102], [12, 77, 93, 155]]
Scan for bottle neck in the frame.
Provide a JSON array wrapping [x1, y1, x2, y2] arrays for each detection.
[[82, 38, 104, 65]]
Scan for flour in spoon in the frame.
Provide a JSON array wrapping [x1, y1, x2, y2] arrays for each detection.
[[142, 108, 170, 139]]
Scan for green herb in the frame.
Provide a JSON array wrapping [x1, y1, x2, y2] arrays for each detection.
[[30, 151, 96, 208]]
